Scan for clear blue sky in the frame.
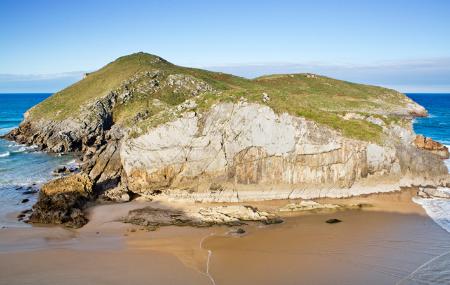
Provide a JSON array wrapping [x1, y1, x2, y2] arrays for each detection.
[[1, 0, 449, 92]]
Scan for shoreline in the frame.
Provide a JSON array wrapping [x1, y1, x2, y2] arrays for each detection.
[[1, 189, 449, 285]]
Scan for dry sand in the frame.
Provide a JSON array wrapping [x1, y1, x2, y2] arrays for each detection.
[[1, 189, 449, 285]]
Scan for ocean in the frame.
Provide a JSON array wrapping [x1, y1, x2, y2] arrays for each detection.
[[407, 94, 450, 235], [0, 93, 449, 230], [0, 93, 74, 227]]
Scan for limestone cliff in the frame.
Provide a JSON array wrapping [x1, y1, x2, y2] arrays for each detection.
[[120, 102, 447, 202], [3, 52, 448, 226]]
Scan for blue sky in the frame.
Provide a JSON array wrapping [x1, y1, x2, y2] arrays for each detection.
[[1, 0, 449, 92]]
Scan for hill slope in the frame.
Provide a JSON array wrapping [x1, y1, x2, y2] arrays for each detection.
[[28, 52, 424, 143]]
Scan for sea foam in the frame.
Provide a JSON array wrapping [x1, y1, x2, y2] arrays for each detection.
[[413, 194, 450, 233], [0, 151, 10, 158]]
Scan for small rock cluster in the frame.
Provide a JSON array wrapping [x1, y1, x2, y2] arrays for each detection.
[[123, 205, 283, 229], [279, 200, 340, 212], [166, 74, 215, 97], [414, 135, 449, 159]]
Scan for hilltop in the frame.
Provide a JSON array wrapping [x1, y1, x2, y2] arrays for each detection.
[[29, 52, 424, 143]]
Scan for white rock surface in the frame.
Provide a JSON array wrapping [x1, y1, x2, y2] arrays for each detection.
[[120, 103, 448, 201]]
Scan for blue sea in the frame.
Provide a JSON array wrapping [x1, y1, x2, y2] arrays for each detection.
[[409, 93, 450, 172], [407, 94, 450, 235], [0, 93, 74, 227], [402, 94, 450, 284]]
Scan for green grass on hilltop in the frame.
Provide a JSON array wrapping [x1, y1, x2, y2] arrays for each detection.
[[29, 52, 416, 143]]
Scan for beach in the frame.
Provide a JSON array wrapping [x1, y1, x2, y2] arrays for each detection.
[[1, 189, 449, 285]]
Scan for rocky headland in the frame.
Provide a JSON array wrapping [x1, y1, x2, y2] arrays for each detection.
[[3, 52, 449, 228]]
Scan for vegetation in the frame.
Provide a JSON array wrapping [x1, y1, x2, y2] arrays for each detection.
[[29, 52, 416, 143]]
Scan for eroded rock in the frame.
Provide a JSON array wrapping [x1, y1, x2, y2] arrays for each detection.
[[418, 186, 450, 199], [414, 135, 449, 159], [279, 201, 340, 212], [29, 174, 93, 228], [123, 205, 281, 228]]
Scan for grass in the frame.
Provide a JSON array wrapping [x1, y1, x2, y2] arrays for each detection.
[[28, 52, 418, 143]]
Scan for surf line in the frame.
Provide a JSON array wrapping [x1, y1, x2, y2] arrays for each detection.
[[199, 233, 216, 285]]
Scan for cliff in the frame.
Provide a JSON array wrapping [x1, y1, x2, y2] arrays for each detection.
[[4, 52, 449, 227]]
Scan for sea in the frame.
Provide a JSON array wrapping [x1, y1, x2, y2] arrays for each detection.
[[0, 93, 74, 227], [407, 94, 450, 235]]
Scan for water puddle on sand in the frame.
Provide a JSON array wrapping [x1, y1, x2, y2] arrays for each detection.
[[199, 233, 216, 285], [397, 251, 450, 285], [125, 226, 227, 284]]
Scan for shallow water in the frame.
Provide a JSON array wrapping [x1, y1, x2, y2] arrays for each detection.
[[0, 93, 73, 227]]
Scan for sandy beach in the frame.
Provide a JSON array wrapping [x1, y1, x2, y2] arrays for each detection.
[[1, 189, 449, 285]]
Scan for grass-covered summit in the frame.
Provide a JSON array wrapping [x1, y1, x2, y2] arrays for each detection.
[[29, 52, 422, 142]]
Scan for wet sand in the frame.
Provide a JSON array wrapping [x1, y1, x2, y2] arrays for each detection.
[[1, 190, 449, 285]]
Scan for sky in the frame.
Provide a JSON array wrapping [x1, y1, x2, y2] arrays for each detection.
[[1, 0, 449, 93]]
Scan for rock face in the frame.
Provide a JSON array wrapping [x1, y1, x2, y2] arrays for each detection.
[[28, 174, 93, 228], [414, 135, 449, 159], [121, 103, 448, 202], [418, 186, 450, 199], [4, 91, 116, 153], [123, 205, 281, 228]]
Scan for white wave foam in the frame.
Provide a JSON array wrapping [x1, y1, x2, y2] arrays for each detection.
[[10, 145, 36, 154], [0, 127, 15, 136], [0, 151, 10, 158], [445, 145, 450, 173], [413, 196, 450, 233]]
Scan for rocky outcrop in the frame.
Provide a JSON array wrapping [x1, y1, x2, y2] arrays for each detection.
[[28, 174, 93, 228], [3, 90, 119, 153], [121, 103, 448, 202], [418, 186, 450, 199], [414, 135, 449, 159], [279, 201, 340, 212], [123, 205, 282, 229]]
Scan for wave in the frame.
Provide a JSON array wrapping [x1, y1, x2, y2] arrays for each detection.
[[413, 196, 450, 233], [0, 151, 10, 158], [444, 145, 450, 173], [10, 145, 36, 154], [0, 127, 15, 136]]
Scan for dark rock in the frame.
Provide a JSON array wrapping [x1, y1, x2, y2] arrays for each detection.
[[21, 198, 29, 203], [22, 190, 38, 195], [236, 228, 246, 234], [28, 174, 93, 228], [326, 218, 342, 224], [263, 217, 284, 225], [21, 209, 32, 214], [53, 166, 68, 174]]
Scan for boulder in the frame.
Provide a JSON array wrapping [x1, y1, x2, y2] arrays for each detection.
[[414, 135, 449, 159], [100, 186, 130, 202], [28, 174, 93, 228]]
